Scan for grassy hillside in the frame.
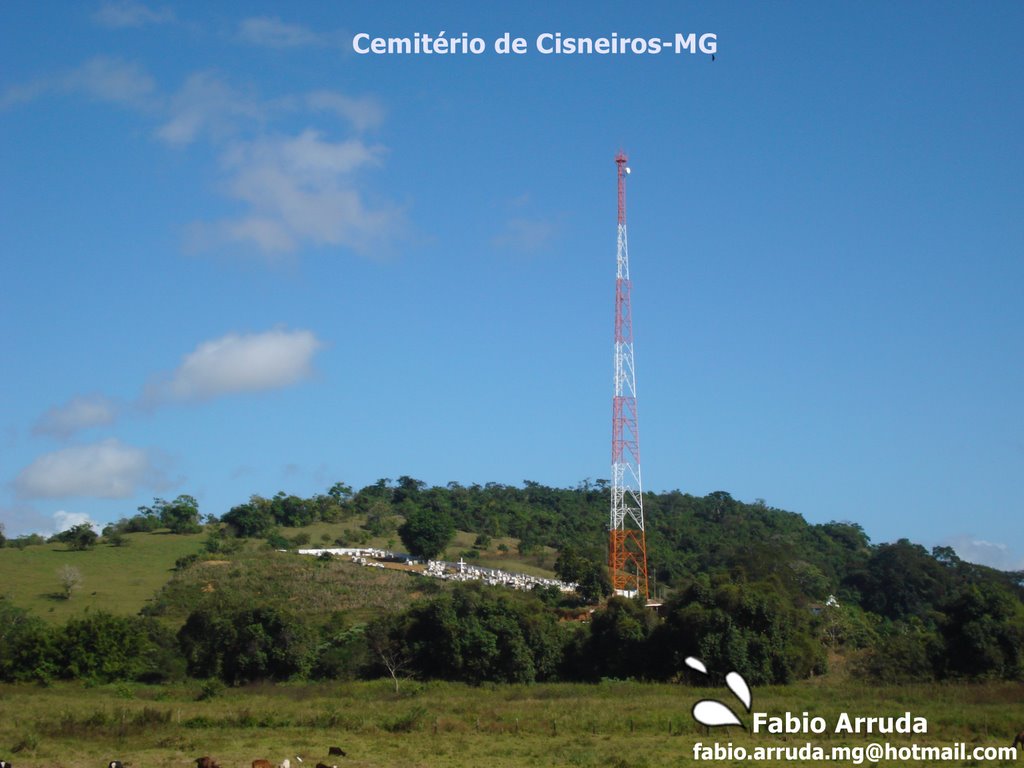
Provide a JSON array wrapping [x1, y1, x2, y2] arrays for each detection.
[[0, 531, 204, 624], [0, 517, 558, 629], [145, 549, 430, 627]]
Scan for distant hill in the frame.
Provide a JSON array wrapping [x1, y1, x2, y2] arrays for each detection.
[[2, 479, 1022, 686]]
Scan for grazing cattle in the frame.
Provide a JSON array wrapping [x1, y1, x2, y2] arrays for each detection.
[[327, 747, 346, 757], [195, 758, 220, 768], [252, 761, 273, 768], [1013, 731, 1024, 750], [315, 763, 337, 768], [1, 760, 11, 768], [109, 762, 124, 768], [279, 760, 290, 768]]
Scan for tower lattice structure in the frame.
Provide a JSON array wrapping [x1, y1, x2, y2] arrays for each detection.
[[609, 151, 649, 599]]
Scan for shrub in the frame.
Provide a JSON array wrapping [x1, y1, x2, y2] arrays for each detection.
[[196, 679, 224, 700]]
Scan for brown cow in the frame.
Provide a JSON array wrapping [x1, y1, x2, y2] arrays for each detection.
[[252, 761, 273, 768], [1012, 731, 1024, 750], [195, 758, 220, 768]]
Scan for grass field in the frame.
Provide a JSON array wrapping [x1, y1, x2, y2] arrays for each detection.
[[0, 532, 204, 624], [0, 679, 1021, 768]]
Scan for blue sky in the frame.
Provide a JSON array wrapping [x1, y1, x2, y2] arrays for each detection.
[[1, 2, 1021, 570]]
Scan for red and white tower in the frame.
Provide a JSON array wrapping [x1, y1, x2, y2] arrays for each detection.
[[610, 151, 649, 599]]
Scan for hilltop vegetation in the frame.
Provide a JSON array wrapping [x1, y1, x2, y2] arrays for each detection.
[[1, 477, 1022, 689]]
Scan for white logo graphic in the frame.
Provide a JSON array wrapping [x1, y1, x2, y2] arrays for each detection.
[[686, 656, 752, 729]]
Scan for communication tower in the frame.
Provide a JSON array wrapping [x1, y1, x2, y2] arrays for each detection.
[[609, 152, 649, 599]]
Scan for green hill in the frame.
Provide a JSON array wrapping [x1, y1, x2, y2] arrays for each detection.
[[0, 531, 203, 624], [2, 478, 1022, 688], [0, 516, 556, 629]]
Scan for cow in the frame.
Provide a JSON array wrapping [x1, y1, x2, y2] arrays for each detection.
[[315, 763, 337, 768], [1013, 731, 1024, 750], [1, 760, 12, 768], [252, 761, 273, 768], [195, 758, 220, 768], [327, 747, 346, 757], [108, 762, 124, 768]]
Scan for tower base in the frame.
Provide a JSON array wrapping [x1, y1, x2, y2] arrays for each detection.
[[608, 528, 649, 599]]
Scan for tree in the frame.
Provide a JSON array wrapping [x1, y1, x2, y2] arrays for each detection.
[[53, 612, 174, 682], [163, 494, 202, 534], [106, 529, 129, 547], [0, 597, 54, 682], [846, 539, 952, 621], [138, 495, 202, 534], [9, 533, 45, 549], [852, 618, 941, 683], [365, 613, 414, 692], [58, 564, 82, 599], [586, 596, 655, 679], [328, 481, 353, 503], [398, 506, 455, 560], [938, 582, 1024, 680], [177, 605, 317, 684], [222, 499, 275, 538], [55, 523, 98, 551], [555, 546, 611, 603], [393, 475, 426, 505], [649, 575, 826, 685], [363, 498, 393, 537], [270, 491, 316, 527], [395, 584, 563, 684]]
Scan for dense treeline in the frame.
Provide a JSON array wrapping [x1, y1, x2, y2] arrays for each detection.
[[1, 478, 1022, 687], [0, 603, 184, 684]]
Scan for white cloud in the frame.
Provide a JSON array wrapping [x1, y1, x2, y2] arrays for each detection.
[[65, 56, 156, 105], [157, 71, 264, 145], [306, 90, 384, 132], [93, 0, 175, 28], [1, 56, 154, 110], [493, 216, 559, 254], [947, 535, 1024, 572], [0, 79, 51, 110], [238, 16, 324, 48], [5, 56, 400, 260], [15, 438, 160, 499], [33, 394, 120, 438], [206, 130, 399, 255], [53, 510, 100, 534], [147, 328, 322, 403]]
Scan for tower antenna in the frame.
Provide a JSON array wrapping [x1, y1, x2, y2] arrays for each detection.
[[610, 152, 649, 599]]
